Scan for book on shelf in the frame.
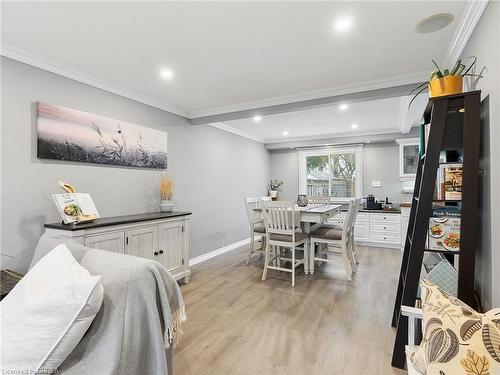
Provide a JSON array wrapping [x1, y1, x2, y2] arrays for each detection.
[[434, 163, 462, 201], [52, 193, 100, 224], [426, 204, 461, 253]]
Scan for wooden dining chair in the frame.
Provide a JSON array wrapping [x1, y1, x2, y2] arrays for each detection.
[[309, 199, 358, 280], [261, 201, 308, 287], [244, 197, 267, 265]]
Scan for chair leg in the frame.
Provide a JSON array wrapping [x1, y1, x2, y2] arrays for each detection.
[[342, 243, 353, 281], [247, 232, 255, 265], [304, 240, 309, 275], [261, 240, 269, 281], [291, 246, 296, 287], [309, 241, 315, 275]]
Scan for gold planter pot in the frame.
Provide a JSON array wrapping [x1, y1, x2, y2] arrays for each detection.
[[428, 75, 463, 98]]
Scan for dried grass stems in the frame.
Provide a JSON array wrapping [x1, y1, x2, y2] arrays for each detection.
[[159, 175, 174, 200]]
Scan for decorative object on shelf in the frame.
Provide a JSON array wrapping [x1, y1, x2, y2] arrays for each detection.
[[37, 102, 168, 169], [268, 179, 283, 199], [296, 194, 308, 207], [408, 57, 480, 107], [53, 181, 99, 224], [159, 175, 174, 212]]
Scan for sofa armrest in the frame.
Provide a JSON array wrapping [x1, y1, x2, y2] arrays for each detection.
[[401, 305, 423, 347]]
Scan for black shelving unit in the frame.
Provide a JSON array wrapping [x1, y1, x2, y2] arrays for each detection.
[[390, 91, 481, 369]]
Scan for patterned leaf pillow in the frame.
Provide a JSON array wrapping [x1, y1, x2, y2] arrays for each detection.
[[411, 279, 500, 375]]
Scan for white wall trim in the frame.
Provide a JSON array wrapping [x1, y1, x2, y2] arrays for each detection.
[[189, 238, 250, 266], [0, 44, 191, 118], [208, 122, 266, 143], [190, 71, 428, 119], [444, 0, 489, 67]]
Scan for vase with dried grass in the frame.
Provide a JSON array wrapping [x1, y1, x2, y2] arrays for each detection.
[[159, 175, 174, 213]]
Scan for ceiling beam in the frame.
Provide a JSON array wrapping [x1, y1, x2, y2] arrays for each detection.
[[266, 127, 420, 151], [190, 82, 424, 125]]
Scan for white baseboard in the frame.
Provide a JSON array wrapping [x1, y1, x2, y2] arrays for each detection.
[[189, 238, 250, 266]]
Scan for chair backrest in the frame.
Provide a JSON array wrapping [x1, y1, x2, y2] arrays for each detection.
[[245, 197, 262, 228], [261, 201, 295, 237], [343, 199, 359, 238]]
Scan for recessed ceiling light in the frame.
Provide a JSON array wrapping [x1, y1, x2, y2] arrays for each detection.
[[283, 130, 289, 136], [351, 124, 359, 129], [253, 115, 262, 123], [415, 13, 454, 33], [289, 146, 294, 149], [334, 17, 353, 33], [366, 140, 371, 144], [160, 68, 174, 81], [339, 103, 349, 111]]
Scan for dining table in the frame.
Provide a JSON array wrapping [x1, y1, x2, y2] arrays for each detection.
[[254, 203, 343, 274]]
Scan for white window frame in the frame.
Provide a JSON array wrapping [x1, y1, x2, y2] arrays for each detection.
[[298, 145, 363, 203]]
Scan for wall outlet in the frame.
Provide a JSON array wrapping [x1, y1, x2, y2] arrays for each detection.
[[371, 180, 382, 187]]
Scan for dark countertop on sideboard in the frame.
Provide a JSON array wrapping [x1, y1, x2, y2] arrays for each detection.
[[44, 211, 192, 231]]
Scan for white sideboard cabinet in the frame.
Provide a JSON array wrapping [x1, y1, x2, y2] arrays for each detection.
[[44, 212, 192, 283]]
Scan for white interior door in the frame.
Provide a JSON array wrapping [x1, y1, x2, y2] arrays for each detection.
[[84, 231, 125, 253], [158, 221, 184, 275], [126, 225, 159, 260]]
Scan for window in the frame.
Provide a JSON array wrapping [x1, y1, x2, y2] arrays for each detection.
[[299, 146, 362, 202]]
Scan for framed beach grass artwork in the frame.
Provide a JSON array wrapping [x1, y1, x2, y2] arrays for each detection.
[[37, 102, 168, 169]]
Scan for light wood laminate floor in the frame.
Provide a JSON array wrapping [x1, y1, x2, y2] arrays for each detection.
[[173, 245, 406, 375]]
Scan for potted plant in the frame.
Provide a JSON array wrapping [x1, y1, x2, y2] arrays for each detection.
[[268, 179, 283, 199], [409, 57, 479, 107], [159, 175, 174, 212]]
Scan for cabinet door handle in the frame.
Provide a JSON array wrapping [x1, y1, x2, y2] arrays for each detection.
[[154, 251, 159, 256], [159, 250, 164, 254]]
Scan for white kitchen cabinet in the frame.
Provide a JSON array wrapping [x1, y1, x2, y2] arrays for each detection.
[[400, 205, 411, 251], [84, 231, 125, 253], [369, 212, 401, 246], [45, 212, 192, 283], [396, 138, 420, 178]]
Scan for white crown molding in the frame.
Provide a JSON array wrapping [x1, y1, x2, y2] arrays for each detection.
[[189, 238, 250, 266], [190, 70, 428, 119], [0, 44, 191, 118], [444, 0, 489, 67], [208, 122, 266, 143]]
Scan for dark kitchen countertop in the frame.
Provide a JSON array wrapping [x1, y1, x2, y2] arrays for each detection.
[[44, 211, 192, 231], [340, 204, 401, 214]]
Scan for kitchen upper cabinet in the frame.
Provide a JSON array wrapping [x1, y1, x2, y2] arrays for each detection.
[[126, 225, 158, 260], [396, 138, 420, 178], [158, 221, 184, 275], [84, 231, 125, 253]]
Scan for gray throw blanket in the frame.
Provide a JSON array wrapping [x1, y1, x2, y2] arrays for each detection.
[[30, 234, 186, 375]]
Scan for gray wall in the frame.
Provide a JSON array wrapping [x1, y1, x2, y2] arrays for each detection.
[[461, 1, 500, 309], [269, 142, 403, 203], [0, 57, 270, 272]]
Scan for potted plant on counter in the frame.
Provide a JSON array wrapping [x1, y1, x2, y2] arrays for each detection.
[[268, 179, 283, 199], [159, 175, 174, 212]]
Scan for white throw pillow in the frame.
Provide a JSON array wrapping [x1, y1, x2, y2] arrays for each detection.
[[0, 244, 103, 373]]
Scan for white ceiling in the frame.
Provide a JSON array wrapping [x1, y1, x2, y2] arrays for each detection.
[[214, 96, 406, 143], [1, 1, 469, 118]]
